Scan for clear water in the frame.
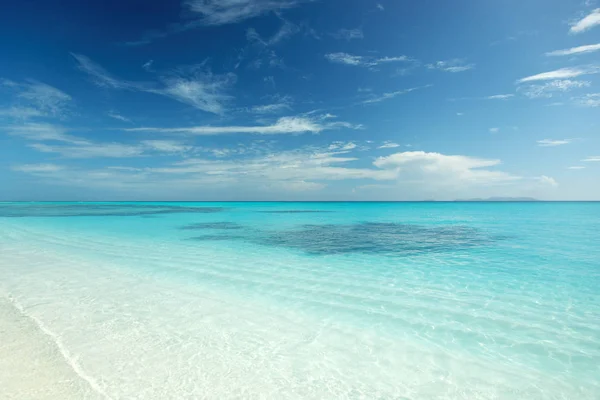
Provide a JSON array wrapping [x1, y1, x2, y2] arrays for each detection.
[[0, 202, 599, 399]]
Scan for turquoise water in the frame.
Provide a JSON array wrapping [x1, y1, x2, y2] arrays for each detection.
[[0, 202, 599, 399]]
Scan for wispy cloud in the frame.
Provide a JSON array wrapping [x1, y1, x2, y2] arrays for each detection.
[[158, 68, 236, 115], [14, 144, 549, 198], [325, 52, 364, 66], [142, 60, 154, 72], [426, 59, 474, 73], [6, 123, 87, 144], [1, 79, 71, 118], [546, 43, 600, 56], [376, 3, 384, 11], [325, 52, 413, 67], [0, 106, 45, 119], [536, 175, 558, 187], [361, 85, 429, 104], [124, 0, 310, 46], [518, 79, 590, 98], [332, 28, 364, 40], [489, 127, 499, 133], [518, 66, 600, 82], [11, 163, 66, 173], [184, 0, 307, 26], [140, 140, 192, 153], [486, 94, 514, 100], [246, 19, 299, 46], [30, 142, 146, 158], [72, 53, 132, 89], [568, 166, 585, 169], [570, 8, 600, 34], [248, 97, 292, 114], [573, 93, 600, 107], [378, 142, 401, 149], [108, 111, 132, 122], [126, 115, 361, 136], [582, 156, 600, 161], [537, 139, 571, 147], [72, 54, 235, 115], [7, 122, 194, 158]]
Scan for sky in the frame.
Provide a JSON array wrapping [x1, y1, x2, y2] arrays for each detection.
[[1, 0, 599, 201]]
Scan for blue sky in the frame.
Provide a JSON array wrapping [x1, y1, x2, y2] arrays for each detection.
[[1, 0, 599, 200]]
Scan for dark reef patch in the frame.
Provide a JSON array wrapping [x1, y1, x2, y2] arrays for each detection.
[[255, 222, 500, 256], [185, 221, 505, 256]]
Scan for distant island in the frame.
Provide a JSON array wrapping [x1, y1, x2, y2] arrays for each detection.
[[454, 197, 539, 202]]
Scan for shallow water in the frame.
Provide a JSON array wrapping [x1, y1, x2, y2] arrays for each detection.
[[0, 202, 599, 399]]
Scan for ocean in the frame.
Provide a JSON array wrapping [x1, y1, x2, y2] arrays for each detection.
[[0, 202, 598, 399]]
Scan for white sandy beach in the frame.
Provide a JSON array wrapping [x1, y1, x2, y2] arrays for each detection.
[[0, 296, 104, 400]]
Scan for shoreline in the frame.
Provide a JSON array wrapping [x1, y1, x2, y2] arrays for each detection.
[[0, 296, 104, 400]]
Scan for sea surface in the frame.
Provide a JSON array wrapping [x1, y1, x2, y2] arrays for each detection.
[[0, 202, 599, 399]]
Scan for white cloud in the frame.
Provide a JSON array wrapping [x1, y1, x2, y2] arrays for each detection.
[[247, 95, 292, 114], [568, 166, 586, 169], [570, 8, 600, 34], [518, 66, 600, 82], [574, 93, 600, 107], [377, 56, 411, 63], [325, 52, 413, 67], [332, 28, 364, 40], [11, 163, 65, 173], [373, 151, 520, 185], [1, 79, 71, 118], [27, 139, 192, 159], [518, 80, 590, 98], [72, 53, 131, 89], [426, 59, 474, 72], [0, 106, 45, 119], [72, 54, 235, 115], [15, 144, 549, 199], [489, 127, 499, 133], [537, 175, 558, 187], [546, 43, 600, 56], [325, 52, 364, 65], [377, 3, 384, 11], [247, 19, 299, 46], [362, 85, 430, 104], [184, 0, 306, 26], [582, 156, 600, 161], [537, 139, 571, 147], [16, 81, 72, 117], [486, 94, 514, 100], [328, 141, 358, 151], [157, 70, 236, 115], [126, 115, 361, 136], [6, 123, 87, 144], [123, 0, 311, 46], [141, 140, 192, 153], [142, 60, 154, 71], [7, 122, 195, 158], [378, 142, 401, 149], [108, 111, 132, 122], [456, 112, 464, 116], [249, 102, 291, 114], [30, 142, 145, 159]]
